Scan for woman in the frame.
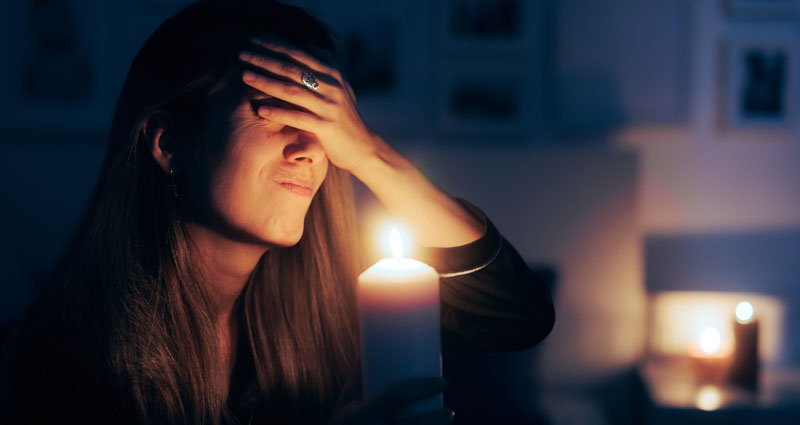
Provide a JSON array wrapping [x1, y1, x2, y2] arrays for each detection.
[[1, 1, 554, 424]]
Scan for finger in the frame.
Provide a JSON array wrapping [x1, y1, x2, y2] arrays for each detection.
[[242, 70, 333, 115], [239, 51, 319, 88], [395, 409, 455, 425], [250, 37, 344, 84], [367, 377, 447, 417], [255, 105, 323, 133], [240, 50, 346, 103]]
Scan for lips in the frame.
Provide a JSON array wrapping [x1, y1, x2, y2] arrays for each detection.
[[276, 178, 313, 197]]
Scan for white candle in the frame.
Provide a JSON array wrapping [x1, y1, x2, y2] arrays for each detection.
[[358, 228, 442, 417]]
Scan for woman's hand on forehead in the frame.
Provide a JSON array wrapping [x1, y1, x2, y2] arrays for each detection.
[[239, 39, 485, 249], [238, 38, 375, 173]]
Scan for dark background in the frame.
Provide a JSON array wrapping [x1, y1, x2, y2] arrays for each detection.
[[1, 1, 800, 424]]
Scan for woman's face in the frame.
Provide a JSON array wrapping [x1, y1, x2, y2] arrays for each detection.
[[182, 82, 328, 247]]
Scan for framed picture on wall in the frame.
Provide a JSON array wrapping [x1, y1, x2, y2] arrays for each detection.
[[0, 0, 114, 132], [439, 0, 536, 51], [436, 64, 533, 140], [340, 20, 398, 97], [319, 0, 429, 138], [726, 0, 800, 19], [432, 0, 544, 141], [720, 25, 799, 138]]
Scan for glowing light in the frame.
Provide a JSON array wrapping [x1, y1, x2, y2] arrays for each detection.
[[699, 327, 722, 355], [735, 301, 754, 323], [389, 228, 403, 259], [695, 385, 722, 411], [650, 291, 783, 360]]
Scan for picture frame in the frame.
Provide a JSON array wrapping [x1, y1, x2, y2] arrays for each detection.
[[435, 64, 534, 140], [719, 24, 799, 139], [0, 0, 115, 133], [726, 0, 800, 19], [318, 0, 430, 138], [439, 0, 536, 52]]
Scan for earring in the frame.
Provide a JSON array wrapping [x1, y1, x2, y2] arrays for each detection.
[[168, 167, 178, 199]]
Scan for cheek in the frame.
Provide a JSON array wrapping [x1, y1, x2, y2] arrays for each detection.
[[219, 162, 273, 220], [208, 154, 315, 245]]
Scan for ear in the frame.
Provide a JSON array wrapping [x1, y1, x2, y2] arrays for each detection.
[[145, 113, 180, 174]]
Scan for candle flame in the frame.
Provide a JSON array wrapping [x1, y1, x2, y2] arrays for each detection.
[[735, 301, 754, 323], [389, 228, 403, 259], [699, 327, 721, 355]]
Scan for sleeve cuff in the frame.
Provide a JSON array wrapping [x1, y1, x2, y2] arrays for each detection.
[[414, 199, 503, 277]]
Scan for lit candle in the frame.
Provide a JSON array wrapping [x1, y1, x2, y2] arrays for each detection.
[[728, 301, 759, 389], [358, 228, 442, 417], [689, 326, 729, 383]]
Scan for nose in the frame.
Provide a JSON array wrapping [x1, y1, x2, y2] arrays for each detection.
[[283, 130, 325, 165]]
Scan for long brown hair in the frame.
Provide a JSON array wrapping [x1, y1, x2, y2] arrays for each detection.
[[7, 1, 360, 424]]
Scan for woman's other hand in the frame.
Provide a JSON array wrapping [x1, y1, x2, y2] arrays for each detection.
[[330, 377, 454, 425], [238, 39, 380, 173]]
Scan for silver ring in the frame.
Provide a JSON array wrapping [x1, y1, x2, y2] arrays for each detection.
[[301, 72, 319, 91]]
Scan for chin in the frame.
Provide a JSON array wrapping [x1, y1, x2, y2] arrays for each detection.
[[266, 224, 305, 247]]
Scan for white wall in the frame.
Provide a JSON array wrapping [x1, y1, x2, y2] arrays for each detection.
[[620, 1, 800, 233], [400, 143, 646, 388], [553, 0, 800, 234]]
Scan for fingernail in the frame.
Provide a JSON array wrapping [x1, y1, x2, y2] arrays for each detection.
[[242, 71, 257, 82], [239, 51, 252, 61]]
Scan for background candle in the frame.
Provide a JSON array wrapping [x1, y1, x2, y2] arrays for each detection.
[[689, 327, 730, 384], [358, 229, 442, 418], [728, 301, 759, 389]]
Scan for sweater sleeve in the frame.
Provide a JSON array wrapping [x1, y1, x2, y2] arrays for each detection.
[[414, 200, 555, 352]]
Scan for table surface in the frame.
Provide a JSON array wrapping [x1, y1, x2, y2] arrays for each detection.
[[639, 358, 800, 412]]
